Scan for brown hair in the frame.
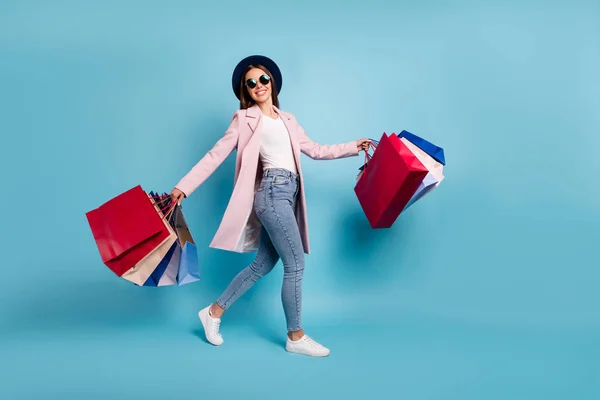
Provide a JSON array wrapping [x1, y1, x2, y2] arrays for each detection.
[[239, 64, 280, 109]]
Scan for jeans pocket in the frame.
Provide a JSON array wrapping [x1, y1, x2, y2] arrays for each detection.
[[273, 175, 290, 186], [254, 184, 268, 217]]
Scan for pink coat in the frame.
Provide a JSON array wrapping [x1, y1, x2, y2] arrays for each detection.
[[175, 104, 359, 254]]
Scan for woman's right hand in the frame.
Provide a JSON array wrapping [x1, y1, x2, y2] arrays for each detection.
[[170, 188, 185, 205]]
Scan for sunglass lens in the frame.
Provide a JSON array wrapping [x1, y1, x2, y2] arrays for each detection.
[[259, 75, 270, 85], [246, 78, 257, 88]]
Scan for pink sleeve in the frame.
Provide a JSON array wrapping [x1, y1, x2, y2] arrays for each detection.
[[175, 112, 241, 197], [296, 117, 359, 160]]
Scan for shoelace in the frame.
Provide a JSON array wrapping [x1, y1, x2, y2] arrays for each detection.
[[304, 336, 321, 348], [212, 320, 221, 337]]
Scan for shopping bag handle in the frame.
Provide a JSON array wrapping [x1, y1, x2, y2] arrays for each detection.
[[363, 139, 378, 159], [154, 196, 171, 206], [360, 141, 378, 176], [158, 201, 176, 222], [164, 204, 176, 221], [148, 193, 177, 222]]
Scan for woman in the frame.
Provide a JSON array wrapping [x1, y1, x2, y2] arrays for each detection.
[[170, 55, 370, 357]]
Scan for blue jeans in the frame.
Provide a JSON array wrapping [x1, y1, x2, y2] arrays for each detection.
[[216, 168, 304, 332]]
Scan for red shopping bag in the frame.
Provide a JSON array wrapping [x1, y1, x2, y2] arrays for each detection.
[[86, 185, 175, 277], [354, 133, 428, 228]]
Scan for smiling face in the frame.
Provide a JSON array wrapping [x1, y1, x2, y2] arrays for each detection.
[[244, 67, 273, 105]]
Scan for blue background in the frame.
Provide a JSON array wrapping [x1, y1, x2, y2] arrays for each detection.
[[1, 0, 599, 398]]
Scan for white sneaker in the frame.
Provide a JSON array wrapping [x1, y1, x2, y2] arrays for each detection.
[[198, 305, 223, 346], [285, 335, 330, 357]]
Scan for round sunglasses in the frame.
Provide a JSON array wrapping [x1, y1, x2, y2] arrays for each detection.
[[245, 74, 271, 89]]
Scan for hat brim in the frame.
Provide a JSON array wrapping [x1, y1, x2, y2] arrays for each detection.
[[232, 55, 282, 100]]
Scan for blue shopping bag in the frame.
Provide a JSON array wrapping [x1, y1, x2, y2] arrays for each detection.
[[177, 241, 200, 285], [170, 205, 200, 286], [398, 130, 446, 165], [143, 242, 177, 287]]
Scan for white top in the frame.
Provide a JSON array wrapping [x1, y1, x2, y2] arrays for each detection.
[[259, 114, 297, 174]]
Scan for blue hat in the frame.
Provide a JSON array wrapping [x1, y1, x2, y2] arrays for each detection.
[[232, 55, 282, 100]]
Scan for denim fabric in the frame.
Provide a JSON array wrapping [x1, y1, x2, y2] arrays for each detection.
[[216, 168, 304, 332]]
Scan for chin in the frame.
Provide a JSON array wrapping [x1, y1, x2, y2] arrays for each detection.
[[253, 94, 271, 104]]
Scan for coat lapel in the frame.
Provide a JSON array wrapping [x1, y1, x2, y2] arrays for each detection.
[[274, 106, 302, 172], [239, 105, 262, 169], [246, 104, 261, 133]]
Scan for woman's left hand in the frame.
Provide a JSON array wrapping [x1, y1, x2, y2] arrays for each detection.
[[356, 138, 371, 152]]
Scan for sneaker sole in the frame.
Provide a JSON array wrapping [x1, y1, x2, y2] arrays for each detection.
[[285, 344, 330, 357]]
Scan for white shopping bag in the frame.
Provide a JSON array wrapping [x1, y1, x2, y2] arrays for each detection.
[[401, 138, 445, 211]]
